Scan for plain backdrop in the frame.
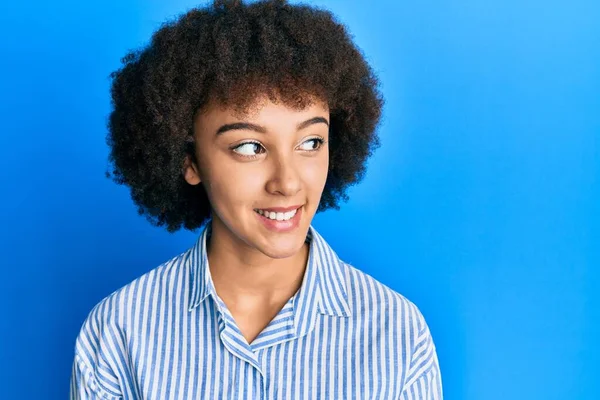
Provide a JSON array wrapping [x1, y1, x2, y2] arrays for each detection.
[[1, 0, 598, 399]]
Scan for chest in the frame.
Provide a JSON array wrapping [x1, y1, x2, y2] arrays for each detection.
[[127, 315, 405, 400], [229, 302, 287, 345]]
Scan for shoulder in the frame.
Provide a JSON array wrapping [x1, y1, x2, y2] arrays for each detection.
[[72, 248, 191, 372], [342, 262, 429, 331], [342, 262, 440, 380]]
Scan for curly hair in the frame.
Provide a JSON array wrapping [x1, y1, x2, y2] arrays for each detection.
[[106, 0, 384, 233]]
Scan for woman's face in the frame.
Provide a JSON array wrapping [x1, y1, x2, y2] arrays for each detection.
[[185, 95, 330, 259]]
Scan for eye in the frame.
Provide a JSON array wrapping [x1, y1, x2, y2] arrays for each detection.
[[298, 137, 325, 151], [232, 141, 265, 157]]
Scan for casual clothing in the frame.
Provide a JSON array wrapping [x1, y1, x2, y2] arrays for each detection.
[[70, 222, 442, 399]]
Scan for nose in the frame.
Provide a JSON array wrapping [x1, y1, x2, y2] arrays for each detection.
[[265, 153, 302, 196]]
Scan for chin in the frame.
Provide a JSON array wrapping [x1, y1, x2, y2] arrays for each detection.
[[258, 234, 307, 259]]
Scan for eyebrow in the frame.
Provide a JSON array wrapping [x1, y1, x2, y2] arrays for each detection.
[[215, 116, 329, 135]]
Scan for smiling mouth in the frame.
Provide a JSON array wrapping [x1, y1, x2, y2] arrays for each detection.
[[254, 207, 300, 221]]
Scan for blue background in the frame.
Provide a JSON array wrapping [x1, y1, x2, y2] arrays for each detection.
[[1, 0, 598, 398]]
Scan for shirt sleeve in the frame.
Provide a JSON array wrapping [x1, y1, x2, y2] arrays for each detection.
[[399, 352, 442, 400], [70, 298, 125, 400], [70, 353, 123, 400], [399, 307, 443, 400]]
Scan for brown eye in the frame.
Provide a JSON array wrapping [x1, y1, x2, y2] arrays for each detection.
[[298, 137, 325, 151], [233, 141, 265, 157]]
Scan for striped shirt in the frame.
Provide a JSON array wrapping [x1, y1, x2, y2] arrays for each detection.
[[70, 222, 442, 399]]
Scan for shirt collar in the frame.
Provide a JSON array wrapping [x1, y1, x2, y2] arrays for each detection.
[[187, 220, 352, 318]]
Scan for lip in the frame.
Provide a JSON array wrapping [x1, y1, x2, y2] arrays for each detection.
[[255, 205, 303, 233], [254, 205, 303, 213]]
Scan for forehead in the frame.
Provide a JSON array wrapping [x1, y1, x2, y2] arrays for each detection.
[[197, 93, 329, 124]]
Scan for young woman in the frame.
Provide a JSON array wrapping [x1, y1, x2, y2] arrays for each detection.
[[70, 1, 442, 399]]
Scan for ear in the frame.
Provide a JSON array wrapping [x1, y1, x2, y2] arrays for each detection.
[[183, 154, 202, 185]]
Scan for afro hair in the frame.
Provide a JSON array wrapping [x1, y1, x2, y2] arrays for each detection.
[[106, 0, 384, 232]]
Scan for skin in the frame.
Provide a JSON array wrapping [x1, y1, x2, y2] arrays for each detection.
[[183, 94, 330, 343]]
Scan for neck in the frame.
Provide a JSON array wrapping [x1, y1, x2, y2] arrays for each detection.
[[206, 218, 310, 304]]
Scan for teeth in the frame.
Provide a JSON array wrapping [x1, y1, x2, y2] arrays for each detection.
[[255, 208, 298, 221]]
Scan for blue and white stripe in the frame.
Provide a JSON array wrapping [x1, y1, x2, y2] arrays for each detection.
[[71, 222, 442, 399]]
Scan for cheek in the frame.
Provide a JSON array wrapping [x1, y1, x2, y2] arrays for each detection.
[[207, 161, 266, 206], [300, 153, 329, 191]]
